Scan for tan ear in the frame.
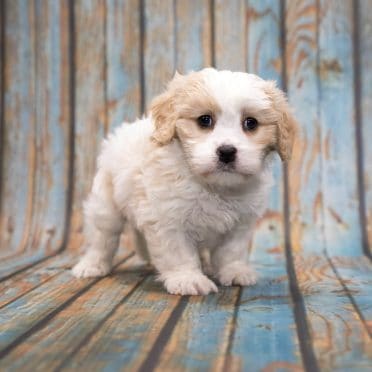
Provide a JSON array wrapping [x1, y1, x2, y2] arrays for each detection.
[[149, 89, 177, 145], [264, 81, 298, 162]]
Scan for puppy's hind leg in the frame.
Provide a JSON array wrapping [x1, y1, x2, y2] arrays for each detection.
[[133, 228, 151, 263], [72, 171, 124, 278]]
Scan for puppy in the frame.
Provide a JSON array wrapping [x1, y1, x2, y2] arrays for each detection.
[[72, 68, 297, 295]]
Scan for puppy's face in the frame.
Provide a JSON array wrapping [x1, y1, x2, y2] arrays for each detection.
[[150, 68, 297, 188]]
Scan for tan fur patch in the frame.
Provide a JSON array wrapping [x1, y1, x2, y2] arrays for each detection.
[[263, 81, 298, 161], [149, 71, 221, 145]]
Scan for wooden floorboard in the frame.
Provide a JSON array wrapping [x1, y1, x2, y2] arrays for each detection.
[[0, 251, 55, 282], [328, 255, 372, 336], [0, 252, 74, 309], [58, 276, 182, 371], [294, 254, 372, 370], [0, 258, 146, 371], [0, 252, 133, 357], [0, 252, 371, 371]]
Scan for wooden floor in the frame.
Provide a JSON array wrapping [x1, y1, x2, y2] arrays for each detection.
[[0, 1, 371, 370], [0, 249, 370, 371]]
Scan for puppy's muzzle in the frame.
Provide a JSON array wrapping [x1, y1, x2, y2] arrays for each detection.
[[217, 145, 237, 164]]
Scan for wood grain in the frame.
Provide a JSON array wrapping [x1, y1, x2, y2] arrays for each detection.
[[155, 288, 240, 371], [31, 0, 71, 257], [286, 0, 324, 254], [68, 0, 107, 251], [246, 0, 284, 264], [106, 0, 141, 129], [175, 0, 212, 73], [0, 258, 147, 371], [0, 252, 132, 355], [229, 264, 303, 371], [0, 0, 36, 258], [0, 253, 75, 309], [214, 0, 246, 70], [359, 0, 372, 255], [328, 255, 372, 336], [57, 277, 182, 371], [143, 0, 175, 107], [294, 255, 371, 370], [317, 0, 362, 256], [0, 1, 70, 281]]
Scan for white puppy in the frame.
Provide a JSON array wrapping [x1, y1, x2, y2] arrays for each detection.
[[72, 68, 297, 295]]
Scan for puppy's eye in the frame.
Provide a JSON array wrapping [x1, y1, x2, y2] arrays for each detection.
[[197, 115, 213, 128], [242, 117, 258, 132]]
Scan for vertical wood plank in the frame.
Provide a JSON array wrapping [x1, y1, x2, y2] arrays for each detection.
[[213, 1, 302, 369], [214, 0, 246, 70], [231, 1, 301, 369], [359, 0, 372, 255], [68, 0, 106, 250], [246, 0, 284, 263], [106, 0, 141, 129], [318, 0, 362, 256], [0, 0, 70, 266], [0, 0, 36, 256], [286, 0, 323, 254], [144, 0, 175, 107], [30, 0, 71, 256], [175, 0, 212, 73]]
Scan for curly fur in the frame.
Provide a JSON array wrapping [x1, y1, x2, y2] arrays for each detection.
[[72, 68, 297, 295]]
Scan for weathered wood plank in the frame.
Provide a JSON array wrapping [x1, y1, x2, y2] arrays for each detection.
[[106, 0, 141, 129], [175, 0, 212, 73], [30, 0, 71, 257], [318, 0, 362, 256], [155, 288, 239, 371], [0, 259, 147, 371], [0, 0, 70, 263], [214, 0, 246, 70], [68, 0, 107, 250], [228, 263, 303, 371], [236, 2, 302, 368], [155, 265, 303, 371], [245, 0, 284, 263], [143, 0, 175, 106], [0, 0, 36, 257], [294, 255, 372, 369], [328, 256, 372, 336], [285, 3, 372, 364], [0, 253, 74, 309], [0, 252, 132, 355], [55, 277, 182, 371], [0, 251, 49, 281], [286, 0, 324, 255], [359, 0, 372, 255]]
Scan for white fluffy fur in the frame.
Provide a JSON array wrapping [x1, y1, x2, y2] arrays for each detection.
[[72, 68, 296, 295]]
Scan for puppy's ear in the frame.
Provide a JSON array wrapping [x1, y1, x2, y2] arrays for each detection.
[[150, 72, 183, 145], [264, 81, 298, 162]]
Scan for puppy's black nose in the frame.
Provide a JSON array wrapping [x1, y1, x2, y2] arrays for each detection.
[[217, 145, 237, 164]]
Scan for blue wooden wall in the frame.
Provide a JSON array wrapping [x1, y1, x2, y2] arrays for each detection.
[[0, 1, 371, 370], [1, 0, 370, 262]]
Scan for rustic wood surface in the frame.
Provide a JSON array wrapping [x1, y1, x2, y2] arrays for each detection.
[[0, 0, 70, 265], [0, 0, 371, 371], [359, 0, 372, 256]]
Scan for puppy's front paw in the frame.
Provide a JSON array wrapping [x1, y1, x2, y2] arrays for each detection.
[[72, 255, 112, 278], [218, 262, 257, 286], [160, 270, 218, 296]]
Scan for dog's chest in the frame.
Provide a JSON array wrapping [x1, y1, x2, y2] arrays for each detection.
[[183, 191, 247, 243]]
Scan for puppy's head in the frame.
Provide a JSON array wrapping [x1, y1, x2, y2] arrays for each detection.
[[150, 68, 297, 188]]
